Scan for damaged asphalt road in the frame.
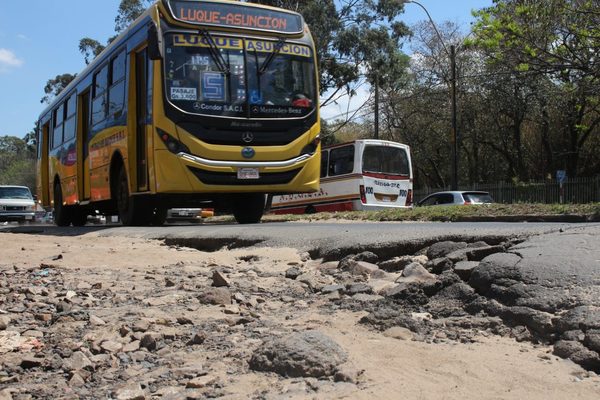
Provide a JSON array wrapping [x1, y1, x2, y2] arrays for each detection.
[[22, 221, 600, 371], [1, 221, 600, 398], [139, 221, 600, 372]]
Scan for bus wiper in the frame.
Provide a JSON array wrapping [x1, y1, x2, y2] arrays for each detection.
[[259, 37, 286, 75], [200, 29, 230, 75]]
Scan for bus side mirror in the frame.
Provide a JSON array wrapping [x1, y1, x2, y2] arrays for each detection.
[[148, 24, 162, 60]]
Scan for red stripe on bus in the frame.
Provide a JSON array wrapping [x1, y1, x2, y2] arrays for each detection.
[[362, 172, 410, 180]]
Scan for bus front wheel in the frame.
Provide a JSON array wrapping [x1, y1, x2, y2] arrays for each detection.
[[232, 193, 265, 224], [53, 182, 71, 227], [116, 167, 145, 226]]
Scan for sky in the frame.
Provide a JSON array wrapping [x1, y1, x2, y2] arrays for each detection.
[[0, 0, 493, 139]]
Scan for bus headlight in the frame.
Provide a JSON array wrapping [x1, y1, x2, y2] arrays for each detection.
[[157, 128, 190, 154], [301, 136, 321, 156]]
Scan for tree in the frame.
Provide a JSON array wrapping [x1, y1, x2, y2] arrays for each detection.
[[79, 38, 105, 65], [0, 135, 36, 188], [471, 0, 600, 177], [247, 0, 411, 107], [41, 73, 77, 104]]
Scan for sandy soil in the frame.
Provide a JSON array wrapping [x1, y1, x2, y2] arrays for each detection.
[[0, 231, 599, 399]]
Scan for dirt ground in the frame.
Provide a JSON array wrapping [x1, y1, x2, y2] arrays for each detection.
[[1, 231, 599, 399]]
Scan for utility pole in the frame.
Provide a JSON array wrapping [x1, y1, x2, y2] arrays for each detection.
[[407, 0, 460, 190], [450, 45, 458, 190], [374, 74, 379, 139]]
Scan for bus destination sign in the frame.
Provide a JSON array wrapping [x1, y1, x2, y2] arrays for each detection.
[[167, 1, 303, 34]]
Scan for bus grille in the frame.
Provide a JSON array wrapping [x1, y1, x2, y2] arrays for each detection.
[[188, 167, 301, 186]]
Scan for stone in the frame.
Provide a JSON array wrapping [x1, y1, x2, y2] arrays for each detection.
[[348, 261, 380, 277], [467, 245, 505, 261], [346, 283, 372, 295], [122, 340, 141, 353], [453, 261, 480, 281], [198, 288, 231, 306], [354, 251, 379, 264], [334, 364, 362, 383], [186, 375, 217, 388], [68, 373, 86, 387], [383, 327, 414, 340], [352, 293, 383, 302], [400, 263, 437, 283], [22, 330, 43, 338], [140, 333, 162, 351], [553, 340, 600, 370], [132, 320, 151, 333], [0, 316, 10, 330], [321, 284, 345, 294], [250, 331, 348, 378], [101, 340, 123, 354], [584, 330, 600, 353], [427, 241, 468, 259], [285, 267, 302, 280], [89, 315, 106, 326], [34, 313, 52, 322], [113, 383, 146, 400], [429, 257, 453, 274], [468, 253, 522, 294], [188, 332, 207, 345], [555, 306, 600, 332], [20, 356, 43, 369], [63, 351, 93, 372], [445, 249, 470, 263], [378, 256, 415, 272], [317, 261, 339, 274], [212, 270, 230, 287]]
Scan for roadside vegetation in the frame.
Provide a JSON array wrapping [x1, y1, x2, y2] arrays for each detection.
[[258, 203, 600, 223]]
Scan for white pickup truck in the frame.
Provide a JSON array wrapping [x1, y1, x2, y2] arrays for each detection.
[[0, 185, 36, 223]]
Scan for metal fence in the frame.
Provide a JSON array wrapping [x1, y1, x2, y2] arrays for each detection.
[[414, 176, 600, 204]]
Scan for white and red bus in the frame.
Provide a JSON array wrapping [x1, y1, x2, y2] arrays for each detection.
[[270, 139, 413, 214]]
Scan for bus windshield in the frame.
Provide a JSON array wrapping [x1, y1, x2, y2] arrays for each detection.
[[362, 145, 410, 176], [165, 33, 316, 118]]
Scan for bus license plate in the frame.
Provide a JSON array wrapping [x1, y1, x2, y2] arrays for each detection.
[[237, 168, 260, 180]]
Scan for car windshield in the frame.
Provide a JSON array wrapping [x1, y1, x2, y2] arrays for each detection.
[[464, 192, 493, 203], [362, 145, 410, 175], [0, 187, 32, 199], [164, 33, 316, 118]]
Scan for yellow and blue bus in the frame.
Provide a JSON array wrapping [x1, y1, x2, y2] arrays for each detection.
[[36, 0, 321, 226]]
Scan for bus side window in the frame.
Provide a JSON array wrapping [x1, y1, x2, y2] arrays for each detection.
[[92, 64, 109, 126], [108, 50, 126, 122], [329, 146, 354, 176], [320, 150, 329, 178], [52, 104, 64, 149], [63, 94, 77, 142]]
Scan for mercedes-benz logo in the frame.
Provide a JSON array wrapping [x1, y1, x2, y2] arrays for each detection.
[[242, 132, 254, 143]]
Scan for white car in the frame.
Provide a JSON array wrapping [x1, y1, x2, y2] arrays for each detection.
[[417, 191, 494, 206], [0, 185, 36, 223]]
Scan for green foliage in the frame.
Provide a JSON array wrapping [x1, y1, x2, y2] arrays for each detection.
[[263, 203, 600, 223], [79, 38, 105, 65], [41, 73, 77, 104], [0, 136, 36, 189], [470, 0, 600, 178], [115, 0, 152, 33], [247, 0, 411, 101]]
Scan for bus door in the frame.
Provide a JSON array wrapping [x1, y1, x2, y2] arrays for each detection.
[[79, 90, 91, 200], [134, 48, 151, 191]]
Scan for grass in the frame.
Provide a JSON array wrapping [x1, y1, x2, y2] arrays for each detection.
[[258, 203, 600, 223]]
